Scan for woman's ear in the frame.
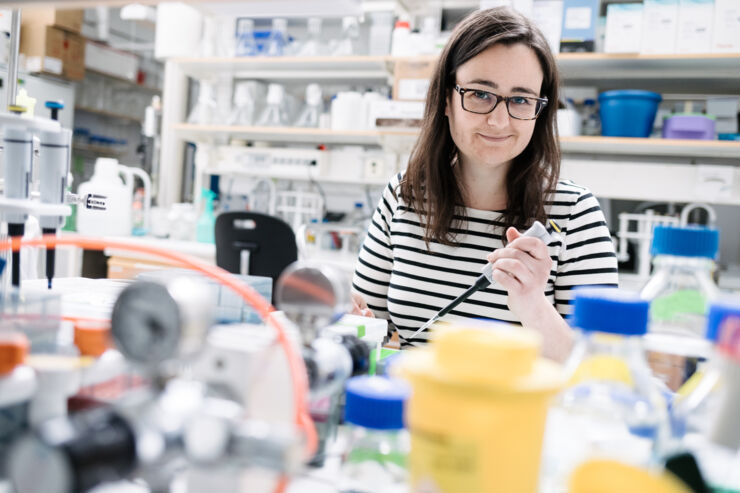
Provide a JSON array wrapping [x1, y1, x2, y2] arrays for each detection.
[[444, 96, 451, 117]]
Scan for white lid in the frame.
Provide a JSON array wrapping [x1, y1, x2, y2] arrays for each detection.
[[266, 84, 285, 104], [93, 157, 120, 179], [272, 18, 287, 32], [305, 83, 322, 106], [307, 17, 321, 34], [237, 18, 254, 32]]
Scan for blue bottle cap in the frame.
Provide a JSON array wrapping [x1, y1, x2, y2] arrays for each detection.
[[571, 288, 649, 336], [344, 376, 410, 430], [45, 100, 64, 109], [706, 298, 740, 343], [651, 225, 719, 259]]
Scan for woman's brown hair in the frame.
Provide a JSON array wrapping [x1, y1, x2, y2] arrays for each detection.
[[400, 7, 561, 246]]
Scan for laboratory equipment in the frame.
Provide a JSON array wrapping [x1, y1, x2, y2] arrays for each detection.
[[616, 210, 680, 282], [599, 90, 662, 137], [581, 98, 600, 136], [265, 18, 288, 57], [0, 333, 36, 471], [339, 376, 411, 492], [256, 83, 288, 127], [4, 121, 34, 288], [410, 219, 561, 339], [662, 114, 716, 140], [295, 83, 323, 128], [397, 322, 564, 493], [195, 188, 216, 243], [228, 81, 264, 126], [541, 288, 669, 492], [187, 80, 218, 125], [331, 16, 359, 56], [640, 224, 720, 391], [235, 18, 258, 56], [76, 159, 151, 237], [39, 101, 72, 289], [275, 261, 371, 466], [296, 17, 324, 56]]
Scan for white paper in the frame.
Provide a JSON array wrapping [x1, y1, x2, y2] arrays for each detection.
[[641, 0, 679, 54], [565, 6, 593, 30], [533, 0, 564, 54], [676, 0, 715, 53], [605, 4, 644, 53], [695, 165, 734, 199]]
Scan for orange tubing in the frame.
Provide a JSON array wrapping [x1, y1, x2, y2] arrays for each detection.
[[4, 234, 318, 460]]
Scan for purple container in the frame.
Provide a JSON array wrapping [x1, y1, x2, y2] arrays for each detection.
[[662, 115, 716, 140]]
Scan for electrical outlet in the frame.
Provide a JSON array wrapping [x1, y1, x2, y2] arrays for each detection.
[[364, 156, 385, 179]]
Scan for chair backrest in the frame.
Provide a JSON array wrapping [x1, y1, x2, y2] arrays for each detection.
[[215, 211, 298, 282]]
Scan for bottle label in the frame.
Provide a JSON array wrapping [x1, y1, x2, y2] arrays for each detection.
[[410, 428, 480, 493], [651, 289, 707, 324]]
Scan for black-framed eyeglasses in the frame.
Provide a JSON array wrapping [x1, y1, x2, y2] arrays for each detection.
[[454, 85, 548, 120]]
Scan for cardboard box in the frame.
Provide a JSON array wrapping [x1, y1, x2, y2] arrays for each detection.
[[21, 7, 83, 33], [560, 0, 600, 52], [641, 0, 679, 54], [393, 59, 435, 101], [604, 3, 644, 53], [20, 24, 85, 80], [85, 41, 139, 82]]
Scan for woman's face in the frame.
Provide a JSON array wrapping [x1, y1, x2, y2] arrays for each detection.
[[446, 42, 544, 173]]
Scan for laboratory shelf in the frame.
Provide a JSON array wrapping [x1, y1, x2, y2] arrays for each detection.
[[204, 164, 390, 186], [75, 106, 143, 124], [173, 123, 419, 145], [86, 69, 162, 93], [560, 136, 740, 159], [72, 143, 126, 157], [171, 55, 393, 81]]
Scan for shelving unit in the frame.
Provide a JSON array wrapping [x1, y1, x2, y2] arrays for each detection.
[[86, 69, 162, 93], [75, 106, 144, 124], [173, 123, 419, 145], [160, 52, 740, 208], [205, 163, 389, 186]]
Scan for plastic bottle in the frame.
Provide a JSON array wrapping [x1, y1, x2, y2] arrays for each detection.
[[582, 98, 601, 136], [332, 16, 359, 56], [541, 288, 668, 493], [295, 84, 323, 128], [265, 18, 288, 57], [398, 323, 564, 493], [670, 300, 740, 439], [196, 188, 217, 244], [339, 376, 411, 493], [76, 158, 132, 237], [640, 225, 720, 391], [235, 18, 257, 57], [390, 20, 413, 57], [296, 17, 323, 56], [256, 84, 288, 127]]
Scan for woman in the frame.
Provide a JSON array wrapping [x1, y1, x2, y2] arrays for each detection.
[[351, 7, 618, 361]]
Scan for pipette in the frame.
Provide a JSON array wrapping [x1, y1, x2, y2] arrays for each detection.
[[409, 219, 561, 340]]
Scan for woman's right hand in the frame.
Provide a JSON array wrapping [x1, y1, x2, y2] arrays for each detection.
[[351, 292, 374, 318]]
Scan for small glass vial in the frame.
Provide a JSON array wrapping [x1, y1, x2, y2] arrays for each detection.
[[640, 225, 720, 391], [541, 289, 669, 492], [340, 376, 411, 493]]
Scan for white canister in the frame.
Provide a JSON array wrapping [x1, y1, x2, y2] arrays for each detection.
[[76, 158, 133, 236]]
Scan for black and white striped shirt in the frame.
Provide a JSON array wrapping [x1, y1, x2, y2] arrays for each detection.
[[352, 172, 619, 347]]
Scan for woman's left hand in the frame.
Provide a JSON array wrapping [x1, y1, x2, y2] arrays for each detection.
[[486, 227, 552, 316]]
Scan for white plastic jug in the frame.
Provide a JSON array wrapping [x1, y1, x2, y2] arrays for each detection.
[[76, 158, 132, 236]]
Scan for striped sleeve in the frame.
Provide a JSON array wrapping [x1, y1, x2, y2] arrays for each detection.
[[351, 174, 400, 320], [554, 189, 619, 316]]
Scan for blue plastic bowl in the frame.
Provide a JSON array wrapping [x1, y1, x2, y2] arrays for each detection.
[[598, 90, 662, 138]]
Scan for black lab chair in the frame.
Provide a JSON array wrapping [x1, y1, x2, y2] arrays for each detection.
[[215, 211, 298, 283]]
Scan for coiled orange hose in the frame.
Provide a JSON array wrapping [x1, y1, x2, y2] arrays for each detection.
[[3, 234, 318, 461]]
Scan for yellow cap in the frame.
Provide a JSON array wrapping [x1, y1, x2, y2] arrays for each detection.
[[435, 324, 540, 384], [0, 333, 29, 375], [569, 460, 692, 493], [399, 322, 564, 394]]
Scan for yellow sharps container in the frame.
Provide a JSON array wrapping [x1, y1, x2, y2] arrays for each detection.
[[397, 323, 564, 493]]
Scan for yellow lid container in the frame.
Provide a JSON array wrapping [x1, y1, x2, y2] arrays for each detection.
[[396, 323, 564, 493], [569, 460, 692, 493]]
